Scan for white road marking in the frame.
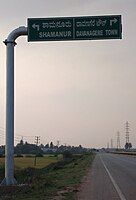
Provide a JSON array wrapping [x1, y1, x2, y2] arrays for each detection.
[[100, 155, 127, 200]]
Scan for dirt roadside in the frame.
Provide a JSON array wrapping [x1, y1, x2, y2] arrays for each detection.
[[75, 166, 93, 200]]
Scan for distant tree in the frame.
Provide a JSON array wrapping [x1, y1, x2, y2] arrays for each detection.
[[19, 139, 24, 146], [14, 141, 43, 154], [125, 142, 129, 149], [125, 142, 132, 150], [39, 143, 44, 148], [45, 143, 49, 148], [50, 142, 54, 149], [0, 146, 5, 155], [128, 143, 132, 149]]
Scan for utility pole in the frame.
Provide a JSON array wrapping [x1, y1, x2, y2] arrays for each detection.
[[34, 136, 40, 166], [35, 136, 40, 146], [117, 131, 121, 149]]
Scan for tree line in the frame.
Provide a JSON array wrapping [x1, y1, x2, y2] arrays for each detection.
[[0, 140, 91, 155]]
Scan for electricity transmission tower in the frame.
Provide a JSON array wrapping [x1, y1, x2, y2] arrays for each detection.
[[110, 139, 113, 148], [117, 131, 121, 149], [125, 121, 132, 149], [107, 142, 109, 149], [125, 121, 130, 144]]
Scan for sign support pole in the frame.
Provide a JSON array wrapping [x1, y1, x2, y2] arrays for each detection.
[[1, 26, 27, 185], [0, 15, 122, 186]]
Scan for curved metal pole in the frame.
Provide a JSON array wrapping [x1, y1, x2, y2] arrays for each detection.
[[1, 26, 28, 185]]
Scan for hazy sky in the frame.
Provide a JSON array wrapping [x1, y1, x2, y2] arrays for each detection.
[[0, 0, 136, 148]]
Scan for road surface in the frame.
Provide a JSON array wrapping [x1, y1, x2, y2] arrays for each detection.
[[77, 153, 136, 200]]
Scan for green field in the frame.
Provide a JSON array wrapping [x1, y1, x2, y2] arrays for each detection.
[[0, 155, 62, 169], [0, 153, 95, 200]]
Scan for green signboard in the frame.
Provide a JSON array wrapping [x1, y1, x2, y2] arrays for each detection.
[[28, 15, 122, 42]]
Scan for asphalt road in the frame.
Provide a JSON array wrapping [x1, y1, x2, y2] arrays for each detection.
[[77, 153, 136, 200]]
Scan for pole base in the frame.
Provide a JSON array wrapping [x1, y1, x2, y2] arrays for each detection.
[[1, 177, 17, 185]]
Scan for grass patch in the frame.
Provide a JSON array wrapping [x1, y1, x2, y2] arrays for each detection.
[[0, 155, 62, 169], [0, 153, 95, 200]]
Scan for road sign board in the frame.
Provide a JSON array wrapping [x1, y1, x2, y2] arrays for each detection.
[[28, 15, 122, 42]]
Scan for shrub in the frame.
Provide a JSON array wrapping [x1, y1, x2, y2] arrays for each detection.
[[36, 153, 43, 157], [62, 150, 73, 160], [15, 154, 23, 157]]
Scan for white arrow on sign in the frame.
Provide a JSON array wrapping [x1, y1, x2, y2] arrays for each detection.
[[32, 24, 40, 31], [110, 18, 118, 26]]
